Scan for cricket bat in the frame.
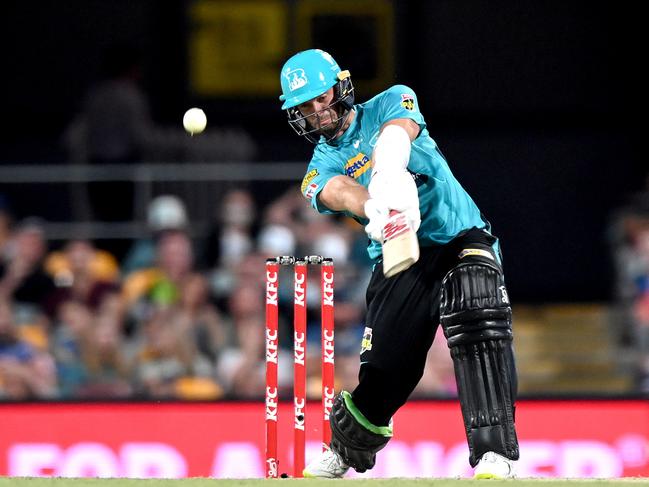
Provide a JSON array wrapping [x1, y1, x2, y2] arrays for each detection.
[[381, 210, 420, 278]]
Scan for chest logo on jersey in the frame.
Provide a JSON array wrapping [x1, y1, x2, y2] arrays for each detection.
[[301, 169, 319, 195], [400, 93, 415, 111], [345, 153, 371, 179]]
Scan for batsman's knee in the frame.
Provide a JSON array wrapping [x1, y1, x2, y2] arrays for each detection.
[[329, 391, 392, 472], [441, 261, 512, 346]]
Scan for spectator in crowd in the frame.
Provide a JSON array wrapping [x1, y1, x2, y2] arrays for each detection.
[[413, 328, 457, 397], [44, 239, 120, 317], [216, 284, 288, 398], [206, 188, 260, 303], [51, 300, 94, 398], [172, 273, 230, 364], [0, 299, 57, 399], [203, 188, 257, 268], [614, 215, 649, 390], [0, 218, 56, 320], [131, 306, 219, 399], [62, 43, 156, 221], [52, 297, 132, 399], [122, 230, 195, 308], [122, 195, 189, 276], [76, 311, 132, 398]]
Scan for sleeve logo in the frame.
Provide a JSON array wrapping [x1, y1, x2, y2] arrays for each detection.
[[400, 93, 415, 111], [305, 183, 319, 199], [301, 169, 319, 195]]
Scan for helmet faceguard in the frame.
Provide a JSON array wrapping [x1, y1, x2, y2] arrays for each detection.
[[279, 49, 355, 144], [285, 71, 355, 144]]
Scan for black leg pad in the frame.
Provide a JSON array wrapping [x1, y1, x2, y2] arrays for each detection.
[[441, 262, 520, 467]]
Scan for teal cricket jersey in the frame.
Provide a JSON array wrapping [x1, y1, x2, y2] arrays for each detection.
[[300, 85, 489, 261]]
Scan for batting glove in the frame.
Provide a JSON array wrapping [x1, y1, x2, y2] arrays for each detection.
[[368, 171, 421, 233]]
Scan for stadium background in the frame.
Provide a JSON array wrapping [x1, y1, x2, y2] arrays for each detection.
[[0, 0, 646, 479]]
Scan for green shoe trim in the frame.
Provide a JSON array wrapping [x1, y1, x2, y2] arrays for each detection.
[[341, 391, 393, 437]]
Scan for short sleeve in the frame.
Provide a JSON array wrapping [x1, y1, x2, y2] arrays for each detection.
[[300, 163, 339, 215], [377, 85, 426, 131]]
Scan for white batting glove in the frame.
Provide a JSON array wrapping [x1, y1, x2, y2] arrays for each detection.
[[364, 198, 390, 242], [368, 171, 421, 232]]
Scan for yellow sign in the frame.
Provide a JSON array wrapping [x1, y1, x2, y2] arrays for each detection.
[[189, 0, 287, 96]]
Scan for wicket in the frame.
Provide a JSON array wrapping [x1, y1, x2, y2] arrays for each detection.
[[265, 255, 335, 478]]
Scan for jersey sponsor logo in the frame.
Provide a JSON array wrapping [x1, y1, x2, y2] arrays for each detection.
[[400, 93, 415, 110], [458, 248, 495, 261], [361, 327, 373, 354], [345, 153, 371, 179], [284, 68, 307, 91], [301, 169, 319, 195]]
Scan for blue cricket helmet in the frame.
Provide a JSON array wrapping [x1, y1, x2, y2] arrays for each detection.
[[279, 49, 354, 143], [280, 49, 343, 109]]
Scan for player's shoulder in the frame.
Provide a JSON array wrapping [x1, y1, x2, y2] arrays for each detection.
[[362, 84, 417, 105]]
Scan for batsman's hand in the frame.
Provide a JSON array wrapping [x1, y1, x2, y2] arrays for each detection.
[[367, 170, 421, 235], [364, 198, 389, 242]]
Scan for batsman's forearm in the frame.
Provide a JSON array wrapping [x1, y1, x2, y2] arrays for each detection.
[[319, 175, 370, 218]]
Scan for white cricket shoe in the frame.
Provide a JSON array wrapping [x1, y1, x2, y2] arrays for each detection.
[[303, 447, 350, 479], [473, 451, 515, 479]]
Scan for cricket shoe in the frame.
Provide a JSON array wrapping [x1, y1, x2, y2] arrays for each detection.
[[303, 447, 350, 478], [473, 451, 515, 479]]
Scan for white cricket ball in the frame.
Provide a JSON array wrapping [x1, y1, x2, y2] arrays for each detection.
[[183, 107, 207, 134]]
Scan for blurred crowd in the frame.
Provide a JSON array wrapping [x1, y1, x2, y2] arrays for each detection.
[[611, 175, 649, 391], [0, 189, 456, 401]]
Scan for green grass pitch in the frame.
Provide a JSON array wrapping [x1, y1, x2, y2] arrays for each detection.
[[0, 479, 648, 487]]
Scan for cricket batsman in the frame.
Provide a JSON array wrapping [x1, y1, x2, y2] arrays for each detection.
[[279, 49, 519, 479]]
